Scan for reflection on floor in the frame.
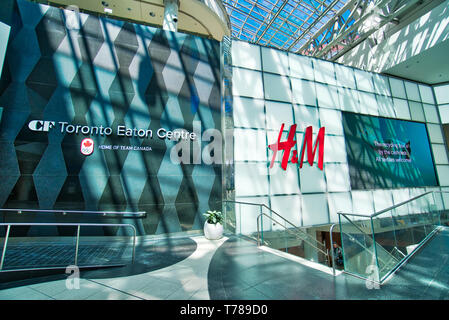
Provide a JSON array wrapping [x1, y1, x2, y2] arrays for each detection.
[[1, 228, 449, 300]]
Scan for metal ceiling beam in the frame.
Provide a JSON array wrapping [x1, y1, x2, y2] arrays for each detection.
[[254, 0, 289, 44], [292, 0, 359, 53], [314, 0, 422, 60]]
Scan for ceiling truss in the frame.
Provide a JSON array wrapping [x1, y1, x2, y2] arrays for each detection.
[[222, 0, 433, 61]]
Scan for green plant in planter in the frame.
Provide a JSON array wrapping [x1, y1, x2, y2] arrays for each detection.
[[203, 210, 224, 240], [203, 210, 223, 225]]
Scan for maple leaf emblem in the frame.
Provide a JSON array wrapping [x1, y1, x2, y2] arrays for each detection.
[[83, 140, 92, 147]]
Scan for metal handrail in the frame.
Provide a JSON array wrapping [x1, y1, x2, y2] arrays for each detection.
[[393, 246, 406, 258], [329, 223, 338, 276], [338, 191, 434, 218], [0, 208, 146, 218], [223, 200, 326, 253], [0, 223, 137, 271]]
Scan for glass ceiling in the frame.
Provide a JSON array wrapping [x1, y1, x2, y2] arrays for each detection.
[[222, 0, 351, 54], [222, 0, 422, 61]]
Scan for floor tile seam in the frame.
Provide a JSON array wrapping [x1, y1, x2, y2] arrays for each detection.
[[29, 280, 69, 297], [212, 257, 262, 299], [13, 285, 57, 300], [123, 262, 210, 287], [420, 254, 449, 297], [165, 284, 209, 300], [92, 276, 171, 292], [187, 288, 210, 300], [83, 279, 146, 300]]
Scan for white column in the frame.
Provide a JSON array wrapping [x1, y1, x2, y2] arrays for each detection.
[[163, 0, 179, 32]]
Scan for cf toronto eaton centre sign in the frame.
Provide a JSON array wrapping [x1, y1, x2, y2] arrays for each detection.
[[28, 120, 197, 140], [268, 123, 325, 171]]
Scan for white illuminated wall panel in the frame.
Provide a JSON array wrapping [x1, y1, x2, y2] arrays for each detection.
[[265, 101, 294, 130], [233, 129, 267, 162], [389, 78, 407, 99], [293, 105, 319, 132], [291, 78, 317, 106], [262, 46, 289, 75], [313, 59, 336, 86], [439, 104, 449, 123], [404, 81, 421, 102], [324, 136, 347, 163], [265, 101, 293, 132], [301, 193, 329, 225], [269, 165, 300, 195], [358, 91, 378, 115], [441, 189, 449, 209], [409, 101, 425, 122], [372, 74, 391, 96], [376, 95, 395, 118], [393, 98, 411, 120], [354, 69, 375, 93], [271, 195, 302, 227], [324, 163, 351, 192], [264, 73, 292, 102], [299, 165, 326, 193], [427, 124, 444, 143], [419, 85, 435, 104], [434, 84, 449, 105], [434, 84, 449, 125], [232, 68, 264, 98], [351, 191, 375, 216], [289, 52, 314, 81], [233, 97, 265, 128], [231, 41, 261, 70], [339, 88, 360, 113], [432, 144, 449, 164], [315, 83, 340, 109], [372, 190, 394, 213], [327, 192, 353, 223], [318, 109, 343, 136], [423, 104, 440, 123], [436, 165, 449, 186], [234, 162, 269, 197], [335, 63, 356, 89]]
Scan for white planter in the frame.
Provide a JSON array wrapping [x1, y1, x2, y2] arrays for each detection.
[[204, 221, 223, 240]]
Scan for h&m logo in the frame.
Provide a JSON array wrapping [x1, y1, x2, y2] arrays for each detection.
[[28, 120, 56, 132], [268, 123, 325, 171]]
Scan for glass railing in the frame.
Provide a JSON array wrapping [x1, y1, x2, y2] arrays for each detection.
[[222, 200, 329, 265], [0, 222, 137, 272], [338, 191, 448, 283]]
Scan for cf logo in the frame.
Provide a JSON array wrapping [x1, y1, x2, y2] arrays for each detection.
[[28, 120, 55, 132]]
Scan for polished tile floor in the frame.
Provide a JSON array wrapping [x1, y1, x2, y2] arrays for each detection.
[[1, 227, 449, 300]]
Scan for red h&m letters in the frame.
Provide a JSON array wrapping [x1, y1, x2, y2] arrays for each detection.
[[268, 123, 325, 171]]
